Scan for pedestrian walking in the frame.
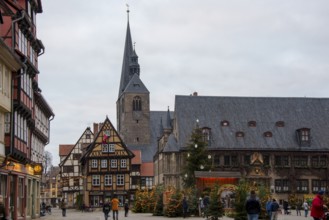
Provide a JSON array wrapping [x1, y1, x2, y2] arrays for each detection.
[[303, 200, 310, 217], [266, 198, 272, 219], [124, 200, 129, 217], [296, 201, 302, 216], [270, 199, 280, 220], [103, 200, 111, 220], [182, 196, 189, 218], [245, 190, 261, 220], [60, 198, 67, 217], [111, 195, 120, 220], [311, 190, 327, 220]]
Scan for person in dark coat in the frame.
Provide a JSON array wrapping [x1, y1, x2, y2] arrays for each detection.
[[103, 200, 111, 220], [270, 199, 280, 220], [245, 191, 261, 220], [124, 200, 129, 217], [182, 197, 189, 218]]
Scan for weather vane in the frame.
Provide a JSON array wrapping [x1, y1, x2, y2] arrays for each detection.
[[126, 4, 130, 21]]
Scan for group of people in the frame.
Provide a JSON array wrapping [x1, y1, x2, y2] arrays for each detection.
[[100, 196, 130, 220], [246, 190, 328, 220], [59, 195, 129, 220]]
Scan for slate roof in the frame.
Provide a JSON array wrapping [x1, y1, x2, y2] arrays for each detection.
[[123, 73, 149, 94], [174, 95, 329, 151]]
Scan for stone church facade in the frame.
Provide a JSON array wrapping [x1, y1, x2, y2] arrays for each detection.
[[116, 11, 329, 203]]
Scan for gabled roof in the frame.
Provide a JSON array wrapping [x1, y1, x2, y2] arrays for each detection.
[[122, 73, 149, 94], [174, 95, 329, 151], [81, 116, 135, 161], [140, 162, 154, 176], [59, 127, 93, 166]]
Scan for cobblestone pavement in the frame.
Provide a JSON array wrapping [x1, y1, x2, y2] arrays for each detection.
[[41, 207, 314, 220]]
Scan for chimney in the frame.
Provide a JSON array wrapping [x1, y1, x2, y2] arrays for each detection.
[[93, 123, 99, 134], [193, 91, 198, 96]]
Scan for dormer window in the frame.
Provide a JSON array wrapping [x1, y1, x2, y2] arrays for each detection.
[[236, 131, 245, 137], [264, 131, 272, 137], [296, 128, 311, 146], [248, 121, 256, 127], [202, 127, 211, 146], [276, 121, 285, 127], [221, 120, 229, 127]]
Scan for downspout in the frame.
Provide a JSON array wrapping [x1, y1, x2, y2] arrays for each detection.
[[45, 115, 54, 145]]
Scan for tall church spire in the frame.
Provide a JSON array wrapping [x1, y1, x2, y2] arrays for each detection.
[[118, 7, 140, 98]]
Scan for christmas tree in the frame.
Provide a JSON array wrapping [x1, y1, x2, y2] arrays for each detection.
[[233, 179, 249, 220], [165, 189, 182, 217], [153, 185, 164, 216], [207, 183, 224, 220], [182, 121, 210, 188]]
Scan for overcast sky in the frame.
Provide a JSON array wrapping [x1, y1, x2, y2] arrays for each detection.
[[37, 1, 329, 166]]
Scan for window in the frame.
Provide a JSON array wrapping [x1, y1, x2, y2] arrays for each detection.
[[263, 155, 270, 166], [86, 134, 91, 139], [202, 127, 211, 146], [236, 131, 244, 137], [63, 166, 74, 173], [109, 144, 115, 152], [248, 121, 256, 127], [244, 155, 251, 165], [111, 160, 117, 168], [141, 177, 153, 188], [293, 156, 308, 167], [102, 144, 109, 152], [264, 131, 272, 137], [275, 179, 290, 192], [312, 180, 326, 193], [117, 174, 124, 185], [91, 159, 98, 168], [92, 175, 100, 186], [101, 159, 108, 168], [221, 120, 229, 126], [296, 128, 311, 146], [214, 154, 220, 167], [74, 178, 79, 186], [73, 154, 81, 160], [274, 156, 289, 167], [276, 121, 285, 127], [104, 175, 112, 186], [224, 155, 238, 167], [133, 96, 142, 111], [311, 156, 327, 167], [121, 159, 127, 168], [296, 179, 308, 193]]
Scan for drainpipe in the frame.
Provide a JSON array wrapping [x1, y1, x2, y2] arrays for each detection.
[[45, 115, 55, 145]]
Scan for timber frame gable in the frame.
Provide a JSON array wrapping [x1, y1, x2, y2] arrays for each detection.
[[80, 116, 135, 204], [59, 127, 94, 203]]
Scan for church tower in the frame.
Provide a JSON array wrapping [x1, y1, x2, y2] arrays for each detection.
[[116, 8, 151, 147]]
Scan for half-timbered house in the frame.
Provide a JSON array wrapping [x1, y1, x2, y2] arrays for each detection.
[[80, 117, 134, 207], [59, 128, 94, 207]]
